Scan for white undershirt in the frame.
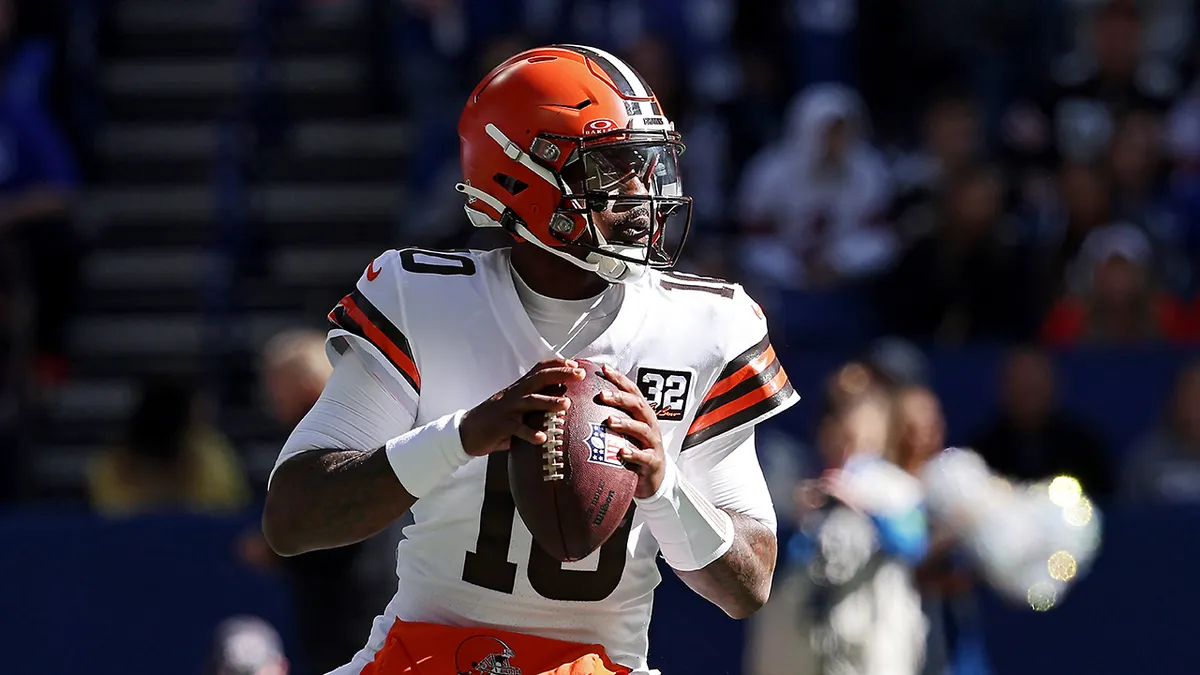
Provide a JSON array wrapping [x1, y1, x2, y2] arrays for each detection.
[[510, 266, 622, 356]]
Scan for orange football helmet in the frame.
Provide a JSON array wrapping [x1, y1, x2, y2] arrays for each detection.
[[456, 44, 692, 283]]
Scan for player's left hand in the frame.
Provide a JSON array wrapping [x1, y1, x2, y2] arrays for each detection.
[[598, 363, 666, 499]]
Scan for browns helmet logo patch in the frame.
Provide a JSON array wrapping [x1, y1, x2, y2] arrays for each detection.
[[455, 636, 521, 675]]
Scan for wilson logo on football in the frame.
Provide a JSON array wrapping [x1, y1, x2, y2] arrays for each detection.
[[583, 118, 617, 135]]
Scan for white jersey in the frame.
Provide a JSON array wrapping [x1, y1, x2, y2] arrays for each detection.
[[273, 247, 799, 674]]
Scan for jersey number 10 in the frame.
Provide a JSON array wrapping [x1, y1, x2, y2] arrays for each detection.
[[400, 249, 635, 603], [401, 251, 737, 603]]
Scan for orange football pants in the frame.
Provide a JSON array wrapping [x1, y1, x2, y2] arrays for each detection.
[[358, 618, 631, 675]]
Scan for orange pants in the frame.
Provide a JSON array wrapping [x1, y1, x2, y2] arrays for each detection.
[[358, 618, 631, 675]]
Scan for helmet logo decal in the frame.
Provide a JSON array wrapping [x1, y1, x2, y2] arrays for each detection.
[[455, 635, 522, 675], [583, 118, 618, 135]]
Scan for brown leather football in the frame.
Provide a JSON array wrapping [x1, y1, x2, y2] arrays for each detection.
[[508, 359, 639, 562]]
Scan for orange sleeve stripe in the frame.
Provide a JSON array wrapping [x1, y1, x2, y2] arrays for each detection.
[[688, 366, 790, 436], [701, 345, 777, 403], [340, 296, 422, 391]]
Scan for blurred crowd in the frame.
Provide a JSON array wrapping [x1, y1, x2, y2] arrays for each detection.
[[2, 0, 1200, 673]]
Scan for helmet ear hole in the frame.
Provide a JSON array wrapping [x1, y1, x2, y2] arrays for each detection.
[[492, 173, 529, 196]]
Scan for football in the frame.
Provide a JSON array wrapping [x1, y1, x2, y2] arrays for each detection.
[[508, 359, 639, 562]]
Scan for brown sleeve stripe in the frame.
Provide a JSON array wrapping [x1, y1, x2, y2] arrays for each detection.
[[682, 336, 794, 450], [327, 289, 421, 393]]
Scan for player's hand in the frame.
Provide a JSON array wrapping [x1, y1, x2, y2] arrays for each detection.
[[598, 364, 666, 499], [460, 358, 584, 457]]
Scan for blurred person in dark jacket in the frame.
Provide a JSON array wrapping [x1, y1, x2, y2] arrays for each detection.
[[1123, 361, 1200, 504], [1031, 162, 1119, 305], [891, 92, 986, 245], [248, 330, 401, 675], [1004, 0, 1177, 170], [879, 163, 1035, 344], [88, 377, 250, 516], [970, 346, 1115, 498], [0, 0, 80, 387], [1041, 223, 1193, 345], [1104, 111, 1191, 292]]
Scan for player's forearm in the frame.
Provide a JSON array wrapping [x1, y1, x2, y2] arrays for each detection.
[[674, 511, 777, 619], [263, 449, 416, 556]]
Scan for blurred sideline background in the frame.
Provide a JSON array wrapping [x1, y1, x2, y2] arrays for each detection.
[[1, 0, 1199, 673]]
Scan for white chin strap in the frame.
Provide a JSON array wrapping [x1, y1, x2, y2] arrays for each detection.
[[454, 123, 648, 284]]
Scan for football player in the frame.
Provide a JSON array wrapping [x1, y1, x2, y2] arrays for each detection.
[[263, 45, 800, 675]]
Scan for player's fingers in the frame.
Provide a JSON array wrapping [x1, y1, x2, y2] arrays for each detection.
[[529, 358, 578, 374], [600, 364, 640, 394], [606, 415, 657, 451], [518, 366, 587, 393], [513, 394, 571, 412], [598, 389, 654, 423], [617, 444, 656, 469], [509, 418, 548, 446]]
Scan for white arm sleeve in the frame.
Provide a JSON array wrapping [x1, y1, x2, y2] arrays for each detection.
[[677, 427, 778, 534], [269, 350, 417, 486]]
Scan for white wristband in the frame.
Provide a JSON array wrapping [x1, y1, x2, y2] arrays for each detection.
[[635, 459, 735, 571], [384, 410, 471, 498]]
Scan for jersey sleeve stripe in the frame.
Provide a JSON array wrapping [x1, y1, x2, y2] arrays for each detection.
[[327, 291, 421, 393], [682, 336, 793, 450], [682, 369, 795, 450], [701, 343, 777, 404]]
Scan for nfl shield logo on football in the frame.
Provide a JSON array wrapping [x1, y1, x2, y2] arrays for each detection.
[[587, 422, 627, 468]]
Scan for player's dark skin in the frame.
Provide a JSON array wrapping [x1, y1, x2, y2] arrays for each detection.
[[263, 176, 776, 620]]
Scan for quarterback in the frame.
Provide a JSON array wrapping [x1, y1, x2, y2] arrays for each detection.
[[263, 44, 799, 675]]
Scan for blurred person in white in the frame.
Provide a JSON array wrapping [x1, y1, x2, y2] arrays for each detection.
[[208, 615, 289, 675], [1123, 361, 1200, 504], [249, 330, 404, 675], [800, 364, 930, 675], [736, 83, 895, 290]]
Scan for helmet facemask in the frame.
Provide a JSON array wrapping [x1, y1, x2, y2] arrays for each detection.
[[548, 131, 692, 282]]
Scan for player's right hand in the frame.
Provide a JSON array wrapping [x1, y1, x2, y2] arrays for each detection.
[[459, 358, 584, 457]]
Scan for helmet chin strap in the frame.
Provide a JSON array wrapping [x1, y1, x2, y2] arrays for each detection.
[[456, 182, 646, 284]]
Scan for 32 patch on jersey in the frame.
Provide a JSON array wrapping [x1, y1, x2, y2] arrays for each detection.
[[636, 367, 693, 421]]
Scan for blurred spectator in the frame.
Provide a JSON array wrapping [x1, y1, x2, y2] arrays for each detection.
[[254, 330, 400, 675], [261, 330, 333, 427], [970, 347, 1115, 497], [864, 336, 932, 389], [207, 615, 289, 675], [736, 83, 895, 289], [87, 377, 251, 517], [794, 365, 930, 675], [1031, 162, 1118, 303], [891, 92, 985, 245], [0, 0, 80, 387], [1041, 223, 1194, 345], [1122, 361, 1200, 504], [1005, 0, 1177, 168], [892, 386, 989, 675], [1105, 111, 1191, 291], [879, 163, 1035, 344]]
